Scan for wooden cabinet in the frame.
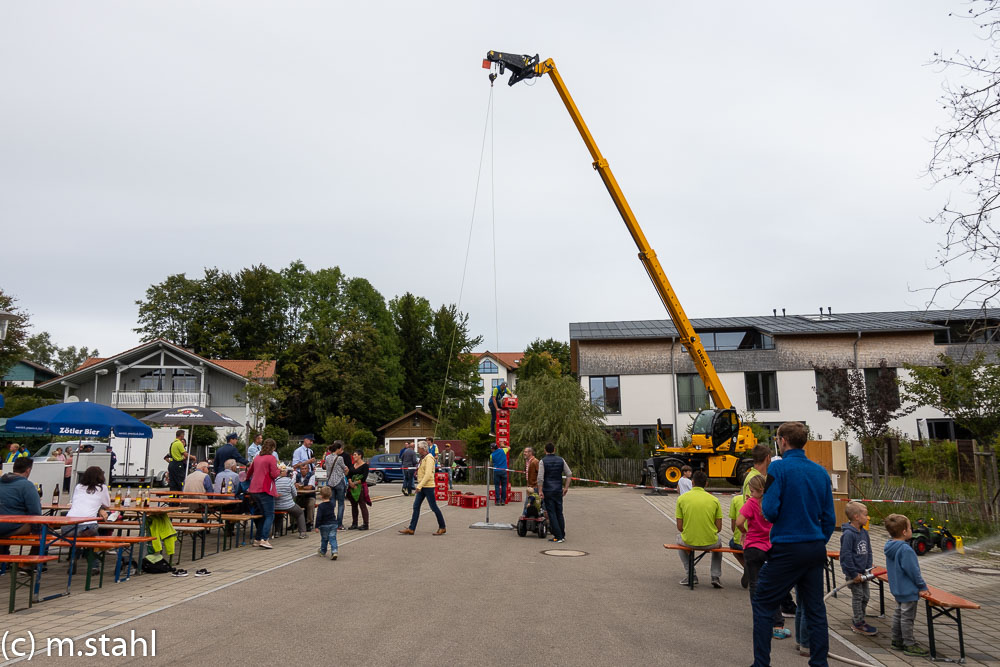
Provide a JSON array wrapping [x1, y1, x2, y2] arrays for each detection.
[[803, 440, 849, 527]]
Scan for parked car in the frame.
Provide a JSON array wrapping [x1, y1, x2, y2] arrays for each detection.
[[32, 440, 112, 460], [368, 453, 405, 483]]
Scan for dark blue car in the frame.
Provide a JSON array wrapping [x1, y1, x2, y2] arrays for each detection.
[[369, 454, 405, 483]]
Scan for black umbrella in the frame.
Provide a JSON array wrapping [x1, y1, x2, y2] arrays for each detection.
[[141, 406, 243, 485], [140, 406, 242, 428]]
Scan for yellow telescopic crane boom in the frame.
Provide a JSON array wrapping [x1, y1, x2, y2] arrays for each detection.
[[483, 51, 732, 411]]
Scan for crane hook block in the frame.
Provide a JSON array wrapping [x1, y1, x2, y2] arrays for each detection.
[[484, 50, 541, 86]]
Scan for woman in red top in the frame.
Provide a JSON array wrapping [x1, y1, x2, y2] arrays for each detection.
[[737, 474, 789, 638], [247, 438, 280, 549]]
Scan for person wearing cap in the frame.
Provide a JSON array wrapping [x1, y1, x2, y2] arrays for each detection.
[[293, 435, 317, 473], [213, 433, 248, 477], [440, 442, 455, 485], [489, 380, 510, 436]]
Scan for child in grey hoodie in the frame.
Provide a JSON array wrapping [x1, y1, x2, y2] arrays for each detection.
[[840, 501, 875, 635], [883, 514, 929, 657]]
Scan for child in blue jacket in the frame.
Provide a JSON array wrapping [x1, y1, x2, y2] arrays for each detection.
[[883, 514, 929, 657], [840, 501, 875, 635]]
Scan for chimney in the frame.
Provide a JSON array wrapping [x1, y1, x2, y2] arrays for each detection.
[[782, 308, 786, 317], [772, 309, 777, 317], [827, 307, 832, 316], [415, 405, 422, 412]]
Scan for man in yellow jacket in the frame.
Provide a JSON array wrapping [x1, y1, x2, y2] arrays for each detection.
[[398, 442, 446, 536]]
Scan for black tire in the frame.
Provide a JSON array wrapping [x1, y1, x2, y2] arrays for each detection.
[[538, 521, 547, 539], [374, 471, 386, 484], [657, 458, 686, 489], [517, 520, 527, 537], [943, 537, 956, 552], [728, 459, 753, 486], [912, 536, 930, 556]]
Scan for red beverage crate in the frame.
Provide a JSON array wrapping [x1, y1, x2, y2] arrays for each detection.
[[488, 490, 495, 500], [447, 493, 460, 506], [496, 417, 509, 428], [435, 488, 447, 502], [475, 495, 488, 508], [502, 396, 518, 409], [459, 495, 478, 509]]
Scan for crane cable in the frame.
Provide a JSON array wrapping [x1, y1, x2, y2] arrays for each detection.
[[433, 84, 497, 439]]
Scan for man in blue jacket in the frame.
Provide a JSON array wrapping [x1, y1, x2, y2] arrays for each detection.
[[213, 433, 248, 476], [752, 422, 835, 667], [490, 443, 508, 506]]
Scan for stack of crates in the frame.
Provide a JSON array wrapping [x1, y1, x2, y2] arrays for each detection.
[[434, 472, 449, 502], [495, 394, 519, 449]]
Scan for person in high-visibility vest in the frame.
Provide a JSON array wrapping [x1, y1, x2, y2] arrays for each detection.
[[3, 443, 28, 464]]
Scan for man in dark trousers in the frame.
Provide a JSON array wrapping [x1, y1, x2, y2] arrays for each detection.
[[214, 433, 248, 476], [751, 422, 835, 667], [489, 380, 509, 435], [399, 442, 417, 496], [538, 442, 571, 543]]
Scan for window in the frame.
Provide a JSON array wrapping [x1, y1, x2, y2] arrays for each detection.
[[698, 330, 775, 351], [492, 378, 504, 389], [924, 419, 974, 441], [745, 371, 779, 411], [139, 369, 167, 391], [864, 366, 900, 409], [677, 374, 710, 412], [589, 376, 621, 414], [478, 359, 498, 374], [814, 368, 848, 411], [172, 370, 198, 392], [932, 319, 1000, 345]]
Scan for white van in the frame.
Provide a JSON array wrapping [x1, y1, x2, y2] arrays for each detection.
[[32, 430, 175, 486]]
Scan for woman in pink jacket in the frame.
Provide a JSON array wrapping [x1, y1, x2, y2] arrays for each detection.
[[247, 438, 280, 549]]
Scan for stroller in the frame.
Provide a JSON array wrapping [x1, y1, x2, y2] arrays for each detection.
[[516, 489, 548, 538]]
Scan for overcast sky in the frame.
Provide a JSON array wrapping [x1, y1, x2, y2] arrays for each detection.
[[0, 1, 988, 358]]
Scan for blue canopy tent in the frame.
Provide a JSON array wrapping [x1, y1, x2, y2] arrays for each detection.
[[5, 402, 153, 439]]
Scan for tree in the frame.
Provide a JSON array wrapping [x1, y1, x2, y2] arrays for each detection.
[[927, 2, 1000, 306], [423, 304, 483, 427], [239, 359, 285, 433], [901, 351, 1000, 444], [524, 338, 572, 376], [24, 332, 58, 369], [518, 350, 563, 380], [509, 374, 611, 476], [0, 289, 29, 376], [24, 332, 99, 375], [390, 292, 434, 409], [321, 415, 359, 445], [813, 359, 914, 483], [54, 346, 100, 375]]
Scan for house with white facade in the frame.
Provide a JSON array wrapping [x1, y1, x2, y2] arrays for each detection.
[[570, 309, 1000, 449], [37, 338, 275, 434], [473, 351, 523, 409]]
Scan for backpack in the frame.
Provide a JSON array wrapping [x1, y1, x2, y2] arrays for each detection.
[[141, 554, 174, 574]]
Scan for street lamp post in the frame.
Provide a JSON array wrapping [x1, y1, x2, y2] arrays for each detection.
[[0, 311, 15, 342]]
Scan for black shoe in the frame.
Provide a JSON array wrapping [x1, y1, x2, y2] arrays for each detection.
[[348, 525, 358, 530], [360, 525, 369, 531]]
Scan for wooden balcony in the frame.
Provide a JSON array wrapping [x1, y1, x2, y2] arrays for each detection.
[[111, 391, 209, 409]]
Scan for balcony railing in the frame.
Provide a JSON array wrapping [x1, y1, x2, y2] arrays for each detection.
[[111, 391, 210, 409]]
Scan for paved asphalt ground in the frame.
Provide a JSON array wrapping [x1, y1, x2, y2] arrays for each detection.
[[25, 487, 877, 667]]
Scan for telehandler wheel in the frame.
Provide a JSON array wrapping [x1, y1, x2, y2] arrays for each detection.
[[657, 459, 685, 489], [728, 459, 752, 486]]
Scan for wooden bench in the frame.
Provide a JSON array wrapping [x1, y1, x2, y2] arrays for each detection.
[[217, 514, 261, 548], [664, 544, 744, 589], [170, 521, 225, 562], [1, 535, 152, 585], [825, 550, 840, 595], [872, 567, 981, 662], [0, 555, 58, 613]]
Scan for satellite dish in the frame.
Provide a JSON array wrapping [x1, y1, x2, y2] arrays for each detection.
[[65, 396, 80, 403]]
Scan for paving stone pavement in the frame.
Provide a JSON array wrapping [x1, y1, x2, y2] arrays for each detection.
[[0, 493, 419, 662], [0, 488, 996, 665], [645, 490, 1000, 666]]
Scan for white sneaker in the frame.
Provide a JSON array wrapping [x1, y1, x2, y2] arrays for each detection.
[[252, 540, 261, 547], [330, 551, 338, 561], [259, 540, 273, 549]]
